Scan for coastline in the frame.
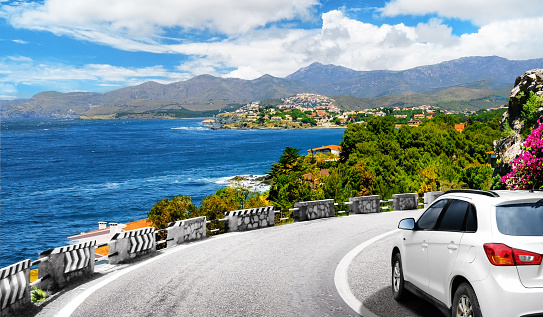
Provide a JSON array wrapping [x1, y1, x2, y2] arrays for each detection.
[[208, 123, 348, 130]]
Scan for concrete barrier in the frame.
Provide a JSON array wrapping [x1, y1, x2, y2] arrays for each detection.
[[0, 259, 31, 316], [37, 241, 96, 291], [225, 206, 275, 232], [349, 195, 381, 214], [167, 216, 206, 248], [294, 199, 335, 221], [392, 193, 418, 211], [108, 227, 155, 264], [424, 191, 444, 208]]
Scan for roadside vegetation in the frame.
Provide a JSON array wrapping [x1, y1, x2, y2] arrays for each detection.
[[148, 97, 542, 229], [148, 187, 271, 230]]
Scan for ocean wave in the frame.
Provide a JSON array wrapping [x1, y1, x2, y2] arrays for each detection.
[[6, 173, 269, 203], [171, 126, 209, 131]]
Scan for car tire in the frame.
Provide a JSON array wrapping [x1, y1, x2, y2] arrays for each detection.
[[392, 252, 406, 301], [452, 282, 482, 317]]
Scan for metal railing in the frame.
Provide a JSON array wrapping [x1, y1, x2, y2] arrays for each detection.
[[206, 218, 228, 235], [155, 228, 169, 250], [380, 199, 394, 211], [417, 197, 425, 209], [29, 257, 50, 287], [274, 207, 298, 225], [333, 201, 352, 215]]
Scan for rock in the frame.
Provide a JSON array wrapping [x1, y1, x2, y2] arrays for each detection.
[[494, 69, 543, 180], [504, 69, 543, 131]]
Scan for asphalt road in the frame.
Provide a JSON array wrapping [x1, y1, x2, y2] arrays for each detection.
[[33, 209, 445, 317]]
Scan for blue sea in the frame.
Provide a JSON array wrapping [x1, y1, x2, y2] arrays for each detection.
[[0, 118, 345, 267]]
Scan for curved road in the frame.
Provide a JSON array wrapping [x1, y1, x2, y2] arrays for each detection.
[[34, 209, 444, 317]]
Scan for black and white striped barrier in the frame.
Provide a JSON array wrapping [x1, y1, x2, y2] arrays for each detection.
[[225, 206, 275, 232], [0, 259, 31, 316], [167, 216, 206, 248], [36, 241, 96, 291], [108, 227, 156, 264]]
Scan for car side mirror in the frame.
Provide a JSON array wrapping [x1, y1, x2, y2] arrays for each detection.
[[398, 218, 415, 230]]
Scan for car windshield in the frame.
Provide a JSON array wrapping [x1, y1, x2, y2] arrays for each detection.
[[496, 200, 543, 236]]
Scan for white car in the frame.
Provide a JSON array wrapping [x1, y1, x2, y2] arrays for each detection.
[[392, 189, 543, 317]]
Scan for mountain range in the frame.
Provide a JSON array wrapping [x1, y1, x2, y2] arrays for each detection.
[[2, 56, 542, 118]]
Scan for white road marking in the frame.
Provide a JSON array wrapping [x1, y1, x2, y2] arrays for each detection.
[[334, 229, 399, 317]]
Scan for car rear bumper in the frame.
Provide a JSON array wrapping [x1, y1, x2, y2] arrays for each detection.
[[473, 269, 543, 317]]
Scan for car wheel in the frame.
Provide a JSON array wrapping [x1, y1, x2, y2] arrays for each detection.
[[452, 283, 482, 317], [392, 253, 406, 301]]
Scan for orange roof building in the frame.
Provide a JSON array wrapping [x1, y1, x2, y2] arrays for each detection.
[[69, 218, 154, 257], [308, 145, 341, 156], [455, 123, 465, 132]]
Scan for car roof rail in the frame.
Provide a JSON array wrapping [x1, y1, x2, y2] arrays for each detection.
[[445, 189, 500, 198]]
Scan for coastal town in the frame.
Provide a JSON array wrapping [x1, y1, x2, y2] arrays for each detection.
[[204, 93, 508, 129]]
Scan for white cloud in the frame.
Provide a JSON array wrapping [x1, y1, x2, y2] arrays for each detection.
[[0, 82, 17, 96], [225, 66, 263, 79], [380, 0, 543, 26], [12, 39, 28, 44], [7, 55, 33, 62], [1, 2, 542, 98], [0, 56, 191, 96], [2, 0, 319, 40], [171, 10, 543, 77], [456, 17, 543, 60]]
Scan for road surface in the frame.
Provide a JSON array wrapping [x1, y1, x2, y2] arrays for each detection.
[[33, 209, 445, 317]]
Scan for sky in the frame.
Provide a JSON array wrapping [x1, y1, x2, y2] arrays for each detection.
[[1, 0, 543, 99]]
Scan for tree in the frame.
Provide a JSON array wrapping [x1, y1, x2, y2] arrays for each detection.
[[521, 91, 543, 136], [419, 165, 438, 195], [269, 147, 301, 178], [501, 120, 543, 190], [268, 172, 312, 209], [459, 164, 493, 190], [366, 116, 395, 135], [321, 162, 375, 201], [148, 195, 198, 229]]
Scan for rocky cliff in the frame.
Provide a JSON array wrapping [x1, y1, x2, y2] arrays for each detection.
[[493, 69, 543, 179]]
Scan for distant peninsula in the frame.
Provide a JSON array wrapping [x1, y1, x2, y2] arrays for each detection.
[[205, 93, 507, 130]]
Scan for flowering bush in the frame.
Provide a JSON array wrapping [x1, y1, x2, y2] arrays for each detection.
[[501, 120, 543, 190]]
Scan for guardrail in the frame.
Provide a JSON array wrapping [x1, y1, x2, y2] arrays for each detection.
[[274, 207, 298, 225], [0, 191, 441, 316], [206, 218, 227, 235]]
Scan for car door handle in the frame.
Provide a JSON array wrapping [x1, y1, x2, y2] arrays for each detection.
[[421, 242, 429, 249], [448, 245, 458, 251]]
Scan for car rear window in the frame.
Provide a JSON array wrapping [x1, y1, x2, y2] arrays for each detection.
[[496, 200, 543, 236]]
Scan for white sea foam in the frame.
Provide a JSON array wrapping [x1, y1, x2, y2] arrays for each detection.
[[227, 174, 270, 192], [171, 126, 208, 131]]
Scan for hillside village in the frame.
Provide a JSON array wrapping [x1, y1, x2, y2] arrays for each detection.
[[207, 93, 508, 129]]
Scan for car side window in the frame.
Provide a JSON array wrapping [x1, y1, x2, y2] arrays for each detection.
[[464, 203, 478, 232], [437, 199, 469, 231], [417, 199, 448, 230]]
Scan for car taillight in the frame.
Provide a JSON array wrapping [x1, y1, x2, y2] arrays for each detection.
[[483, 243, 542, 266]]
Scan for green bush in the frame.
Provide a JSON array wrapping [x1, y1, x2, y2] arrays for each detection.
[[31, 287, 47, 303]]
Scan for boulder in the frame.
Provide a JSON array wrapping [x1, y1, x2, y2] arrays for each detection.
[[494, 69, 543, 179]]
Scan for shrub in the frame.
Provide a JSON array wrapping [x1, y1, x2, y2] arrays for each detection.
[[31, 287, 47, 303], [501, 120, 543, 190]]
